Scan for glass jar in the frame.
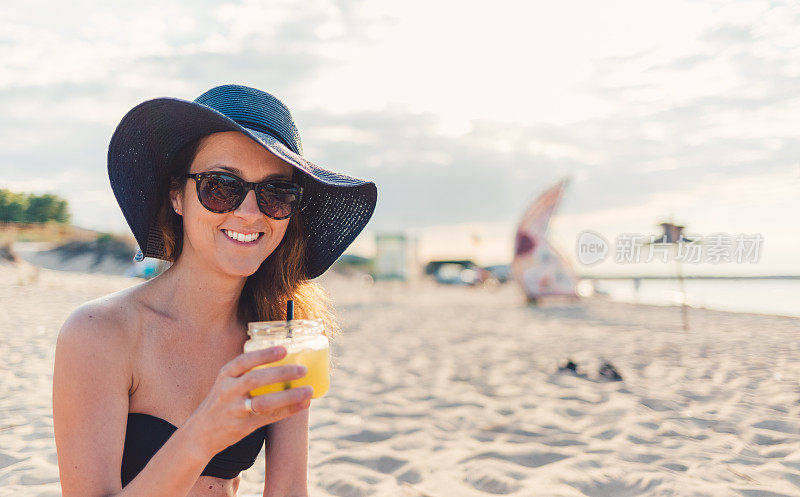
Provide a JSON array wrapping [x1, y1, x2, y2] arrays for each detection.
[[244, 319, 330, 399]]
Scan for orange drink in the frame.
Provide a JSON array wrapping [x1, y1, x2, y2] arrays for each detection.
[[244, 319, 330, 399]]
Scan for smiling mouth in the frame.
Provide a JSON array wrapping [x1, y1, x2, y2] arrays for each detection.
[[222, 229, 263, 243]]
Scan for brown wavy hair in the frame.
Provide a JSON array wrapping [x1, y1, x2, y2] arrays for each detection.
[[153, 134, 339, 338]]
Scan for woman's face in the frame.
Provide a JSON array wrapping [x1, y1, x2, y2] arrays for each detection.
[[171, 131, 294, 278]]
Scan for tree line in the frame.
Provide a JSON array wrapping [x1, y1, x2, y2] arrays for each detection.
[[0, 189, 70, 224]]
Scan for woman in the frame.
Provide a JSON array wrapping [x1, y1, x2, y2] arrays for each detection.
[[52, 85, 377, 497]]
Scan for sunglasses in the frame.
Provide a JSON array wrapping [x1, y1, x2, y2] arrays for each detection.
[[185, 171, 303, 220]]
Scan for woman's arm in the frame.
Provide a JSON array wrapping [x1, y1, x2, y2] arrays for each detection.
[[262, 409, 310, 497], [53, 303, 211, 497]]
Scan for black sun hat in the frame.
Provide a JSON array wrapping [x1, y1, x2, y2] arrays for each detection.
[[107, 84, 377, 279]]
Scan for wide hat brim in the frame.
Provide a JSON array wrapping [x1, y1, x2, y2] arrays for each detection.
[[107, 90, 377, 279]]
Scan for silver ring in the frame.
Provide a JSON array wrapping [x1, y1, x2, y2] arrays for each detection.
[[244, 397, 257, 415]]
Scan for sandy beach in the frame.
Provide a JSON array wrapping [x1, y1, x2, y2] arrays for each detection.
[[2, 263, 800, 497]]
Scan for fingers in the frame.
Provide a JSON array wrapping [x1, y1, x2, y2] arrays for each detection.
[[245, 398, 311, 431], [236, 364, 308, 395], [220, 346, 287, 378], [250, 385, 314, 416]]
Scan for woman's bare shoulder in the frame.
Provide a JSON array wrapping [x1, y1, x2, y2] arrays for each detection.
[[57, 283, 148, 356]]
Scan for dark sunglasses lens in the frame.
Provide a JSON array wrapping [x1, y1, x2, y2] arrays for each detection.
[[256, 185, 300, 219], [197, 174, 243, 212]]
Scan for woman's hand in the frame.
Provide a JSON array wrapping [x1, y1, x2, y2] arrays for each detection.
[[184, 346, 313, 457]]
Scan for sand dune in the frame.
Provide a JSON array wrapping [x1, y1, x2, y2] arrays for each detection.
[[1, 264, 799, 496]]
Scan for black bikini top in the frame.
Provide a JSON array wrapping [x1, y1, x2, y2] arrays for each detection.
[[121, 412, 267, 487]]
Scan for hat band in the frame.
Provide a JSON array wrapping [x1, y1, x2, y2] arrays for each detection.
[[234, 119, 298, 154]]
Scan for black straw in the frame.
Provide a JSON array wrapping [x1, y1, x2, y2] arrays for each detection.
[[283, 300, 295, 390], [285, 299, 294, 340]]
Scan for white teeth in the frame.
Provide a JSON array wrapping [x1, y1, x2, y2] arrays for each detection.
[[224, 230, 261, 243]]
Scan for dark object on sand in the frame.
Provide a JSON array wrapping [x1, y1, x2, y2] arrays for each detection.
[[0, 242, 18, 263], [559, 359, 579, 373], [599, 362, 623, 381], [558, 358, 589, 380], [558, 358, 589, 379]]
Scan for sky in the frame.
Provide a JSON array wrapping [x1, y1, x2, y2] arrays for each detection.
[[1, 0, 798, 276]]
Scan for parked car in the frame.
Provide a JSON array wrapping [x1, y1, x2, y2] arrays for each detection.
[[434, 263, 480, 286], [484, 264, 511, 284]]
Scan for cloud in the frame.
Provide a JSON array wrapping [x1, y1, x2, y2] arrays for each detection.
[[700, 24, 755, 45], [0, 0, 797, 274], [0, 0, 390, 231]]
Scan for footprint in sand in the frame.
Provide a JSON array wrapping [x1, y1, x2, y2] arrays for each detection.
[[464, 469, 523, 495], [461, 458, 529, 495], [565, 475, 663, 497], [784, 472, 800, 489], [322, 455, 407, 474], [760, 448, 794, 459], [321, 479, 372, 497], [751, 433, 793, 446], [433, 400, 484, 409], [540, 438, 587, 447], [639, 397, 681, 412], [396, 467, 422, 484], [752, 419, 800, 434], [622, 452, 661, 464], [0, 451, 23, 470], [477, 424, 545, 441], [471, 431, 497, 443], [735, 490, 798, 497], [372, 410, 427, 419], [660, 462, 688, 472], [339, 429, 395, 443], [627, 434, 659, 445], [592, 429, 620, 440], [317, 466, 382, 497], [460, 449, 569, 469], [559, 395, 606, 405]]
